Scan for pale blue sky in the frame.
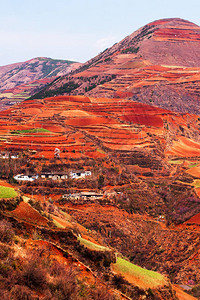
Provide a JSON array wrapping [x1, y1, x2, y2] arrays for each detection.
[[0, 0, 199, 66]]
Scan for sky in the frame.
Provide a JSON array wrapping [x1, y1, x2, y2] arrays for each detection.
[[0, 0, 199, 66]]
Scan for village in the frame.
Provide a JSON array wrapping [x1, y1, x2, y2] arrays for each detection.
[[14, 170, 92, 182]]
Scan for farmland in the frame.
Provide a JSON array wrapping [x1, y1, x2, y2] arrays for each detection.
[[0, 185, 17, 198]]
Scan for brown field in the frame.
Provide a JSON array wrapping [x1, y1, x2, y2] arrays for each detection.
[[10, 201, 49, 226]]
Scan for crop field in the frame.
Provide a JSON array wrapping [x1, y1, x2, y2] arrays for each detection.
[[113, 257, 167, 289], [15, 128, 51, 134], [0, 185, 17, 198], [51, 214, 73, 229], [78, 236, 109, 251], [10, 202, 49, 226]]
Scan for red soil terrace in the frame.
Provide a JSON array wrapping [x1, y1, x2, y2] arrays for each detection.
[[0, 95, 199, 160], [10, 202, 49, 226]]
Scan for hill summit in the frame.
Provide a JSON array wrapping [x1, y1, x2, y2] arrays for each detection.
[[0, 57, 80, 110], [33, 18, 200, 115]]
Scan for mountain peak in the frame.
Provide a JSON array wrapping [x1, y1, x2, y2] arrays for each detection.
[[122, 17, 200, 67], [31, 18, 200, 115], [147, 17, 198, 27]]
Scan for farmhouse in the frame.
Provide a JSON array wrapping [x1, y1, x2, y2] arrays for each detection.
[[70, 170, 91, 179], [62, 191, 103, 201], [0, 152, 18, 159], [40, 170, 92, 181], [80, 191, 103, 199], [41, 173, 68, 180], [14, 174, 38, 182]]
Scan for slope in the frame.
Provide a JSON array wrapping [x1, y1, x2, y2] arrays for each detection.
[[0, 57, 80, 110], [0, 186, 180, 300], [0, 95, 199, 297], [33, 18, 200, 115]]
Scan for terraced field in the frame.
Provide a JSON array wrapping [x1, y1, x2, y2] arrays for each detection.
[[0, 95, 199, 162], [113, 257, 167, 289], [0, 185, 17, 198]]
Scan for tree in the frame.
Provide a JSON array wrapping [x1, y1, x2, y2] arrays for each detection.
[[98, 175, 104, 189]]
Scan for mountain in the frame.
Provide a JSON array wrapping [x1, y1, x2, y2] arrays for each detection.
[[34, 18, 200, 115], [0, 57, 81, 110]]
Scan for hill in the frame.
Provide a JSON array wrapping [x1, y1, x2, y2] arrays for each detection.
[[0, 57, 80, 110], [0, 95, 199, 298], [0, 182, 179, 300], [33, 18, 200, 115]]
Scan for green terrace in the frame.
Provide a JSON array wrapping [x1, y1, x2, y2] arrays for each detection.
[[113, 257, 167, 289], [77, 236, 109, 252], [11, 128, 52, 135], [0, 186, 18, 199]]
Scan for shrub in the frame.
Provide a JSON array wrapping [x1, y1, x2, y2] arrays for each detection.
[[49, 260, 66, 277], [20, 257, 47, 289], [89, 287, 115, 300], [50, 267, 79, 300], [121, 47, 139, 54], [0, 219, 14, 243], [10, 285, 35, 300], [112, 274, 127, 288]]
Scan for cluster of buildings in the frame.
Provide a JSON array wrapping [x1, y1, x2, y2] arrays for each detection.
[[14, 170, 92, 182], [0, 153, 18, 159], [62, 191, 103, 201], [14, 174, 39, 182]]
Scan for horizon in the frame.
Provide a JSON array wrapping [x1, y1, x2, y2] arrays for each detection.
[[0, 0, 200, 66]]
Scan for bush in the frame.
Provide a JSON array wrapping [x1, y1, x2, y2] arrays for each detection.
[[50, 267, 79, 300], [49, 260, 66, 277], [121, 47, 139, 54], [0, 219, 14, 243], [20, 257, 47, 289], [112, 274, 127, 288], [10, 285, 35, 300], [89, 287, 116, 300]]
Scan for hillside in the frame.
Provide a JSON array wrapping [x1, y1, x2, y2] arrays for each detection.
[[0, 57, 80, 110], [0, 191, 181, 300], [33, 18, 200, 115], [0, 95, 199, 299]]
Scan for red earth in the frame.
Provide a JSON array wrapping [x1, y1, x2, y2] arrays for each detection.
[[10, 202, 49, 226], [0, 95, 199, 161]]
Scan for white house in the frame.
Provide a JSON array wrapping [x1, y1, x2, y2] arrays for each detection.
[[41, 173, 68, 180], [70, 170, 91, 179], [14, 174, 38, 182]]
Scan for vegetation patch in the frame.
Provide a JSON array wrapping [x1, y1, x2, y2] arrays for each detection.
[[168, 160, 183, 165], [52, 218, 65, 229], [121, 47, 140, 54], [0, 185, 17, 199], [188, 163, 199, 168], [113, 257, 166, 289], [78, 236, 108, 251], [12, 128, 51, 134]]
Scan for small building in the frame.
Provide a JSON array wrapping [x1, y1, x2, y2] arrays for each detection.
[[70, 170, 91, 179], [62, 191, 103, 201], [41, 173, 68, 180], [0, 153, 18, 159], [40, 170, 91, 181], [14, 174, 38, 182], [80, 191, 103, 199]]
